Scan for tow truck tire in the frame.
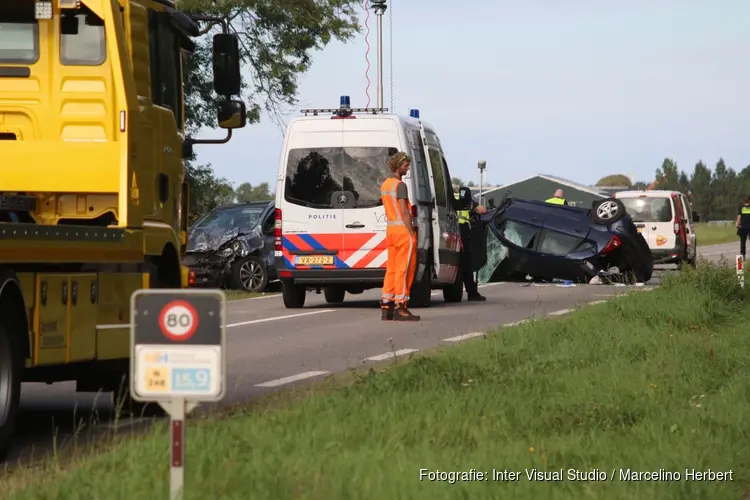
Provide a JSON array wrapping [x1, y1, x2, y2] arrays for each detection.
[[282, 281, 306, 309], [323, 286, 345, 304], [0, 323, 21, 462], [410, 260, 432, 308]]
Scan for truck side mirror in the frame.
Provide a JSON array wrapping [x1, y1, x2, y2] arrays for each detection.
[[212, 33, 241, 97], [218, 100, 247, 129]]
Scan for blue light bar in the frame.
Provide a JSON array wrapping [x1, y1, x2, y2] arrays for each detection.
[[340, 95, 351, 107], [409, 109, 420, 119]]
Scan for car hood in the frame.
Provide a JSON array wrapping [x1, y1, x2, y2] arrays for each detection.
[[186, 225, 264, 253]]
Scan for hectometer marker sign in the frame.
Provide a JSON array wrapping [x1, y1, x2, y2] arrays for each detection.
[[130, 289, 227, 403]]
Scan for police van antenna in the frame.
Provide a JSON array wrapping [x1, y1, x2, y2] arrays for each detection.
[[371, 0, 387, 109]]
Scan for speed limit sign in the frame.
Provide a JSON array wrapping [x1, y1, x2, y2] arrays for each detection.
[[159, 300, 198, 341]]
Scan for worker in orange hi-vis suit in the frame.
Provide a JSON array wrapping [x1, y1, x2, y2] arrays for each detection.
[[380, 152, 420, 322]]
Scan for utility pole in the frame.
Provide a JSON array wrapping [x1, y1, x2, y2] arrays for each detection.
[[371, 0, 387, 109], [478, 160, 487, 206]]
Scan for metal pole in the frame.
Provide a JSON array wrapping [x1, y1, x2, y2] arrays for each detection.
[[477, 161, 486, 206], [372, 1, 387, 109], [170, 400, 186, 500]]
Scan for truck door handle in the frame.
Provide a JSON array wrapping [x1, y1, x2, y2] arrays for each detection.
[[163, 146, 173, 154], [346, 223, 365, 229]]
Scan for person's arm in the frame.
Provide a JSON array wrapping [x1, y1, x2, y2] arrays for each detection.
[[396, 182, 415, 236], [737, 207, 742, 228]]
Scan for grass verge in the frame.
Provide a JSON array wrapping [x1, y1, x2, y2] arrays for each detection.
[[695, 222, 737, 246], [3, 264, 749, 499]]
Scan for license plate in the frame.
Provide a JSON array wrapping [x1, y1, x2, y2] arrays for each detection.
[[296, 255, 334, 265]]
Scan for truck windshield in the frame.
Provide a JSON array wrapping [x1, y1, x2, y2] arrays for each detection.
[[284, 146, 398, 209], [0, 3, 38, 64]]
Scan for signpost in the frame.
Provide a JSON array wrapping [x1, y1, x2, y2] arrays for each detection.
[[737, 255, 744, 289], [130, 289, 227, 500]]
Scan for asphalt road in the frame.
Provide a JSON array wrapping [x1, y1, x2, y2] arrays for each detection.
[[4, 241, 740, 465]]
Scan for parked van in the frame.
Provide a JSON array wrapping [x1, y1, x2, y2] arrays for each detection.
[[612, 190, 696, 266], [273, 97, 467, 309]]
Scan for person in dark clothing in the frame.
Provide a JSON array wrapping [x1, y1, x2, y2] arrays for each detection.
[[453, 188, 488, 301], [736, 197, 750, 259]]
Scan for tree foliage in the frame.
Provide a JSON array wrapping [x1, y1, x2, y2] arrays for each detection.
[[235, 182, 273, 202], [179, 0, 361, 219], [595, 174, 631, 187]]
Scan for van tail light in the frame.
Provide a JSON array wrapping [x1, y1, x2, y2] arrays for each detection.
[[274, 208, 283, 251], [673, 218, 680, 234], [600, 234, 622, 255], [411, 206, 417, 218]]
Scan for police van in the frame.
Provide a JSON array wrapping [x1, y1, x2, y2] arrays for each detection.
[[612, 190, 697, 266], [273, 96, 470, 309]]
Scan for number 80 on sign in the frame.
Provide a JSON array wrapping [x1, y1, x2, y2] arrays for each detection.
[[159, 300, 198, 340]]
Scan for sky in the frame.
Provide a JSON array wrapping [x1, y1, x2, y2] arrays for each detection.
[[195, 0, 750, 190]]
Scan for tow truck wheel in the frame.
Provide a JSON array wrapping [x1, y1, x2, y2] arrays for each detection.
[[282, 281, 306, 308], [323, 286, 345, 304], [0, 323, 21, 462]]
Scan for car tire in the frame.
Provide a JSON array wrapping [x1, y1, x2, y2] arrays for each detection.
[[231, 256, 269, 293], [442, 266, 463, 303], [282, 281, 306, 309], [0, 322, 22, 462], [410, 259, 432, 308], [590, 199, 626, 225], [323, 286, 345, 304]]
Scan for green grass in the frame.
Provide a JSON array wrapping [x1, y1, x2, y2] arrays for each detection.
[[695, 222, 737, 246], [4, 264, 750, 499]]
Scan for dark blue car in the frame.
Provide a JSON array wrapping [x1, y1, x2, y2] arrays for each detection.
[[469, 195, 654, 284]]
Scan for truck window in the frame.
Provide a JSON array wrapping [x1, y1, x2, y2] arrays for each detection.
[[0, 4, 38, 64], [427, 148, 447, 207], [283, 146, 397, 209], [60, 7, 106, 66], [148, 13, 183, 127]]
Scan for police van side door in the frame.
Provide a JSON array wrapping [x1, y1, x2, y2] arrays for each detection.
[[419, 124, 451, 281], [438, 154, 462, 283], [407, 129, 436, 282]]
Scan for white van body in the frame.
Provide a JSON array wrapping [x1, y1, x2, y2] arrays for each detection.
[[273, 101, 463, 308], [612, 190, 696, 265]]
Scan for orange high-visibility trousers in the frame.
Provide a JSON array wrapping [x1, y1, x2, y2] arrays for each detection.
[[381, 227, 417, 305]]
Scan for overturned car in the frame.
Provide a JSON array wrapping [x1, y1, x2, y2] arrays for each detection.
[[183, 201, 277, 292], [468, 193, 653, 284]]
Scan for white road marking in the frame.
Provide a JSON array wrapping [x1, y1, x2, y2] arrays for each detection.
[[443, 332, 486, 342], [503, 319, 530, 327], [548, 308, 573, 316], [364, 349, 419, 362], [587, 300, 608, 306], [227, 309, 335, 328], [255, 371, 330, 388]]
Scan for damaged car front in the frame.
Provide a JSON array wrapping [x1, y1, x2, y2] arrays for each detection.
[[471, 197, 653, 285], [184, 202, 277, 292]]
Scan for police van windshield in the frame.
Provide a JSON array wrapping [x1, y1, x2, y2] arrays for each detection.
[[620, 197, 673, 223], [284, 147, 398, 209], [0, 3, 38, 64]]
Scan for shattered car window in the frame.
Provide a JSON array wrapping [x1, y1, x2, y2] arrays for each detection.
[[477, 227, 509, 284], [501, 220, 539, 249], [194, 206, 264, 232], [620, 197, 673, 223], [538, 230, 581, 256]]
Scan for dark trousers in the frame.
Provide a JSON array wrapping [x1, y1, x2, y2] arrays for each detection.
[[740, 227, 750, 256], [459, 226, 478, 296]]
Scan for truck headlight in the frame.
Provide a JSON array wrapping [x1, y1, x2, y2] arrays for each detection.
[[34, 1, 53, 20]]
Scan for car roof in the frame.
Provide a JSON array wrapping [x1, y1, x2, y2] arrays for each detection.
[[214, 200, 274, 210]]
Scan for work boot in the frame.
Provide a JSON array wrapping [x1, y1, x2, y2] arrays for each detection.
[[381, 301, 394, 321], [467, 293, 486, 302], [393, 303, 420, 321]]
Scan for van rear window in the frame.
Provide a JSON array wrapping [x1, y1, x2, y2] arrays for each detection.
[[620, 197, 673, 223], [0, 4, 38, 64], [284, 147, 398, 209]]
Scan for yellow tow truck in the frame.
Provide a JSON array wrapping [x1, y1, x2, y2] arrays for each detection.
[[0, 0, 246, 459]]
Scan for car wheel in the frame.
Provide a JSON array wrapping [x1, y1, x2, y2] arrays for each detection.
[[442, 265, 463, 303], [231, 256, 269, 293], [410, 258, 432, 308], [323, 286, 345, 304], [590, 199, 626, 225], [0, 323, 21, 462], [282, 281, 306, 309]]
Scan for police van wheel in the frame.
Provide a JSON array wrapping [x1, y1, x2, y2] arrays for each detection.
[[323, 286, 345, 304], [410, 263, 432, 308], [442, 268, 463, 303], [282, 281, 306, 309]]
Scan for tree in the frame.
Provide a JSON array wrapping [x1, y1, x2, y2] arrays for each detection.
[[632, 181, 649, 190], [654, 158, 681, 190], [595, 174, 631, 187], [179, 0, 361, 219], [235, 182, 273, 202], [689, 161, 712, 220]]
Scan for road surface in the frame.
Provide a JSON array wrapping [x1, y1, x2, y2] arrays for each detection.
[[5, 242, 739, 464]]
